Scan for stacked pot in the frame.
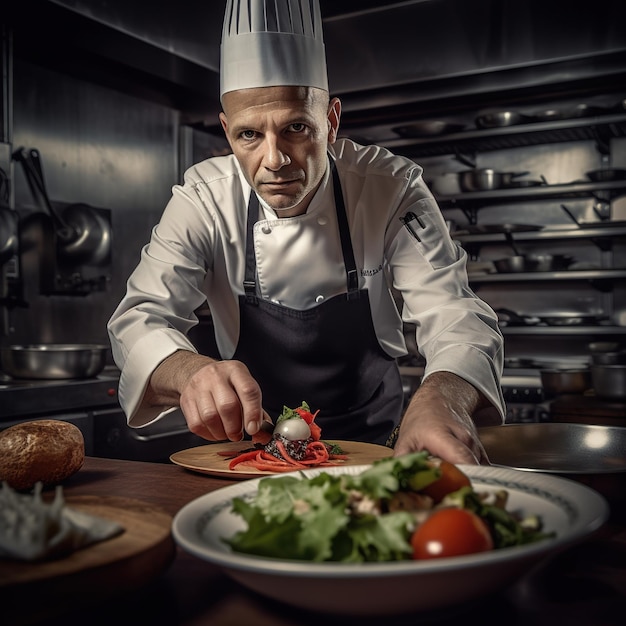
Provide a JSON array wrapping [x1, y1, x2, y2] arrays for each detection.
[[590, 344, 626, 401]]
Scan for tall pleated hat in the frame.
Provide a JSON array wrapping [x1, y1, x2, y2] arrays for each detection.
[[220, 0, 328, 99]]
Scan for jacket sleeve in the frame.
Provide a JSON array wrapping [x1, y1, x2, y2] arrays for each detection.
[[107, 182, 217, 427], [387, 169, 506, 419]]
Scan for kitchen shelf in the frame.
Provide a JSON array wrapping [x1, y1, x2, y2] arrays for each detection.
[[436, 180, 626, 208], [455, 224, 626, 244], [468, 268, 626, 284], [382, 112, 626, 158], [501, 325, 626, 336]]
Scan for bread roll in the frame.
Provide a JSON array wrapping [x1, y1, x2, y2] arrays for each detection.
[[0, 420, 85, 490]]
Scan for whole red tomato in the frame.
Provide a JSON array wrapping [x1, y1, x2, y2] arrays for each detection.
[[411, 508, 494, 559]]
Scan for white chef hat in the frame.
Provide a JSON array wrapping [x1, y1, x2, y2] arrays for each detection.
[[220, 0, 328, 99]]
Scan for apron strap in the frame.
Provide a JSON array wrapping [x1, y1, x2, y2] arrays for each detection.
[[331, 159, 360, 297], [243, 192, 259, 303]]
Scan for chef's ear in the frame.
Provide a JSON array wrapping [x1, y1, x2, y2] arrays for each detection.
[[219, 112, 236, 150], [327, 97, 342, 144], [219, 112, 229, 136]]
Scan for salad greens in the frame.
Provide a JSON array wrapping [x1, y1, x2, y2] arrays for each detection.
[[225, 452, 553, 563]]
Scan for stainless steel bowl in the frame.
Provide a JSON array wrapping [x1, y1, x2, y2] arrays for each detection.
[[479, 423, 626, 518], [0, 344, 108, 379]]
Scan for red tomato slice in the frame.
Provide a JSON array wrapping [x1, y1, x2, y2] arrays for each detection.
[[411, 508, 494, 559], [421, 460, 471, 503], [309, 421, 322, 441], [295, 408, 315, 424]]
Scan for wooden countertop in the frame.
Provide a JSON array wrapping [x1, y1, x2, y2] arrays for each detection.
[[4, 456, 626, 626]]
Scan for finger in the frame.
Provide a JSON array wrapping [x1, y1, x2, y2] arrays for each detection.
[[226, 370, 264, 435], [181, 394, 229, 441], [209, 391, 244, 441]]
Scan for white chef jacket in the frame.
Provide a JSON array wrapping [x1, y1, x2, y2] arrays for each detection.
[[108, 139, 505, 427]]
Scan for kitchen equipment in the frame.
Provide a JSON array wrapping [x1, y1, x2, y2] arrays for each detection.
[[531, 103, 606, 122], [478, 423, 625, 518], [429, 172, 461, 196], [59, 203, 112, 266], [459, 168, 529, 192], [496, 308, 605, 327], [504, 230, 521, 257], [540, 313, 605, 326], [586, 168, 626, 183], [592, 352, 626, 365], [493, 254, 573, 273], [13, 147, 77, 244], [392, 121, 465, 137], [479, 423, 626, 473], [591, 364, 626, 400], [530, 254, 574, 272], [494, 255, 528, 273], [496, 308, 540, 326], [13, 148, 112, 266], [475, 111, 529, 128], [500, 371, 548, 423], [466, 260, 496, 274], [504, 357, 537, 369], [0, 208, 18, 265], [500, 179, 546, 188], [590, 345, 626, 364], [540, 368, 592, 398], [172, 463, 607, 616], [589, 341, 620, 353], [0, 344, 108, 380]]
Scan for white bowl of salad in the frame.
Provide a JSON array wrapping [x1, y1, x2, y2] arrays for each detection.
[[172, 452, 608, 616]]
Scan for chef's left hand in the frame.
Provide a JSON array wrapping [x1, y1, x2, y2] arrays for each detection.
[[392, 371, 492, 465]]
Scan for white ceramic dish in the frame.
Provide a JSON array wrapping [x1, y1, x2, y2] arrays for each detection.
[[172, 464, 608, 616]]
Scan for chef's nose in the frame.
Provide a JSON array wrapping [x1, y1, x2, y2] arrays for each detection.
[[263, 136, 291, 171]]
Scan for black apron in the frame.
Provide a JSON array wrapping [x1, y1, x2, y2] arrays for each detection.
[[231, 161, 403, 445]]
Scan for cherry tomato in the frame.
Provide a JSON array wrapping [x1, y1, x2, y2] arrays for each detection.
[[411, 508, 494, 559], [421, 460, 471, 503]]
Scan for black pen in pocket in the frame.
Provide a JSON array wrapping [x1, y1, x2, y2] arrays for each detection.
[[399, 211, 425, 242]]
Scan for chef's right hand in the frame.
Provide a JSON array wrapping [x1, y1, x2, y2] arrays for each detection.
[[146, 350, 266, 441]]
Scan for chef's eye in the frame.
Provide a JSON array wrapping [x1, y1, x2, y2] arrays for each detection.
[[288, 123, 307, 133], [240, 130, 257, 140]]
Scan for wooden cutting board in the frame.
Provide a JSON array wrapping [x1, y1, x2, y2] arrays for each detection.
[[170, 440, 394, 479], [0, 495, 175, 623]]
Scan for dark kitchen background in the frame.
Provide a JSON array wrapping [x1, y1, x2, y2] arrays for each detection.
[[1, 0, 625, 460]]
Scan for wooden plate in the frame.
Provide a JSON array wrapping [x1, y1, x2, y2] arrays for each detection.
[[0, 496, 175, 622], [170, 440, 394, 479]]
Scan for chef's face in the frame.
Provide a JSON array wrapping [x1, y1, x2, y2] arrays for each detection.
[[219, 86, 341, 216]]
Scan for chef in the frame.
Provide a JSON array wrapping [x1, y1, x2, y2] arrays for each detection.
[[107, 0, 505, 464]]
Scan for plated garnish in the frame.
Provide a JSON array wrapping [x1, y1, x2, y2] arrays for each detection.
[[225, 451, 554, 562], [220, 402, 349, 472]]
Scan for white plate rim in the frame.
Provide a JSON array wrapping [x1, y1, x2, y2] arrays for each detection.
[[172, 463, 609, 578]]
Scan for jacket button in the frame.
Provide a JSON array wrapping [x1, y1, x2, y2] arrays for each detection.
[[315, 295, 324, 303], [317, 216, 328, 226], [261, 225, 272, 234]]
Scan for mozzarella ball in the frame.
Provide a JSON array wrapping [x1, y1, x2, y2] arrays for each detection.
[[273, 418, 311, 441]]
